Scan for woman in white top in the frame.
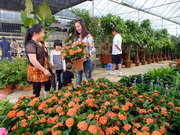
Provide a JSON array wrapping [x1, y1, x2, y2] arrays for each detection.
[[73, 19, 95, 85]]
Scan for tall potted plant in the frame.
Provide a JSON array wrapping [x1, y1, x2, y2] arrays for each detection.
[[20, 0, 55, 40]]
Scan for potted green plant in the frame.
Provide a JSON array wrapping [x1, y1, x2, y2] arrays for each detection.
[[20, 81, 33, 91]]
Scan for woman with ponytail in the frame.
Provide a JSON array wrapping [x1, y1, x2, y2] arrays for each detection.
[[25, 24, 56, 97]]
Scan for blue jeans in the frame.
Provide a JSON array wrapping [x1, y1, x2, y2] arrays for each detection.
[[76, 60, 92, 85], [52, 70, 63, 90], [1, 49, 12, 61]]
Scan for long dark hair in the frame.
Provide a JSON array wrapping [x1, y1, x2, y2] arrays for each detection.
[[74, 19, 89, 41], [24, 24, 43, 45]]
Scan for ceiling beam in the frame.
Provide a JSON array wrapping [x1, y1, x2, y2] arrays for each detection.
[[109, 0, 180, 25]]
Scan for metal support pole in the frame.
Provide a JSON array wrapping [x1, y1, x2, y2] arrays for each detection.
[[176, 24, 178, 36], [138, 10, 140, 23], [92, 0, 94, 17]]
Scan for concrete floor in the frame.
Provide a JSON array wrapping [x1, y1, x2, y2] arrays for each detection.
[[6, 60, 173, 103]]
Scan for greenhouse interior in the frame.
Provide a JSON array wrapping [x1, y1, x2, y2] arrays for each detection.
[[0, 0, 180, 135]]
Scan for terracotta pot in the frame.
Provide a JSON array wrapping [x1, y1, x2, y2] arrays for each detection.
[[0, 86, 13, 95], [135, 62, 140, 66], [155, 59, 159, 63], [14, 84, 23, 90], [100, 55, 112, 64], [159, 58, 162, 61], [147, 60, 151, 64], [163, 57, 167, 61], [72, 58, 84, 71], [125, 61, 132, 68], [142, 61, 146, 65], [167, 57, 171, 60], [23, 85, 33, 91], [151, 59, 155, 63]]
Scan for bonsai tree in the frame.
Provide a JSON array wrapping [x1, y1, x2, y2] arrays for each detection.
[[20, 0, 55, 40]]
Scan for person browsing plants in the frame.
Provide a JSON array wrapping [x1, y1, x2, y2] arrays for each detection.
[[50, 40, 66, 90], [73, 19, 95, 85], [25, 24, 56, 97], [108, 28, 123, 76]]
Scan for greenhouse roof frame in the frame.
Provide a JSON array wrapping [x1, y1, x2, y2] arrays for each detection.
[[67, 0, 180, 35]]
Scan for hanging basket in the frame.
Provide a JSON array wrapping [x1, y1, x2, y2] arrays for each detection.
[[72, 58, 84, 71]]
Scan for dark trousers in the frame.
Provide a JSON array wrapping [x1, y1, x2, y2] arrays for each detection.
[[1, 49, 12, 61], [32, 80, 51, 97], [52, 70, 63, 90]]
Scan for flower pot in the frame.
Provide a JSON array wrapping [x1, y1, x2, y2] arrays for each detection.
[[0, 86, 13, 95], [151, 59, 155, 63], [125, 61, 132, 68], [100, 55, 112, 64], [142, 61, 146, 65], [155, 59, 159, 63], [135, 62, 140, 66], [163, 57, 167, 61], [14, 84, 23, 90], [159, 58, 163, 61], [23, 85, 33, 91], [167, 57, 171, 60], [72, 58, 84, 71], [147, 60, 151, 64]]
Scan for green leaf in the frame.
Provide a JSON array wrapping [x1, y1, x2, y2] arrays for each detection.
[[24, 18, 36, 27], [20, 10, 27, 23], [25, 0, 34, 15]]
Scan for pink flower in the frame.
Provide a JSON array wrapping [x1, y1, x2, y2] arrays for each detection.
[[0, 94, 5, 100], [0, 128, 8, 135]]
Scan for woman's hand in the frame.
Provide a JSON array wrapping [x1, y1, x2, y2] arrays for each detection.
[[43, 69, 51, 76]]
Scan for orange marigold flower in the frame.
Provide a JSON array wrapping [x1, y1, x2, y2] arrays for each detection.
[[28, 115, 34, 120], [38, 103, 48, 110], [125, 102, 134, 107], [151, 131, 162, 135], [11, 125, 17, 130], [30, 94, 36, 99], [21, 122, 28, 128], [154, 107, 159, 111], [146, 118, 154, 124], [175, 107, 180, 111], [154, 90, 158, 93], [133, 128, 138, 133], [8, 110, 16, 119], [67, 108, 77, 116], [139, 109, 147, 114], [141, 126, 150, 131], [74, 98, 80, 103], [123, 124, 132, 131], [77, 121, 88, 131], [37, 131, 44, 135], [159, 126, 166, 134], [105, 127, 115, 135], [148, 109, 153, 113], [28, 101, 36, 106], [16, 110, 25, 117], [133, 91, 138, 95], [118, 113, 127, 121], [112, 105, 120, 110], [122, 105, 129, 111], [13, 103, 20, 110], [106, 112, 117, 117], [161, 111, 168, 116], [87, 114, 94, 119], [120, 133, 126, 135], [56, 106, 63, 113], [40, 118, 46, 123], [88, 125, 98, 134], [99, 116, 108, 125], [165, 122, 170, 127], [104, 101, 111, 106], [136, 132, 143, 135], [161, 107, 167, 111], [65, 118, 74, 128], [134, 123, 141, 128], [142, 131, 150, 135], [168, 102, 174, 107], [68, 102, 75, 108], [74, 104, 80, 110]]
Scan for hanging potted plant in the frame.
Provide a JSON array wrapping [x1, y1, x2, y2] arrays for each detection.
[[62, 42, 87, 71]]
